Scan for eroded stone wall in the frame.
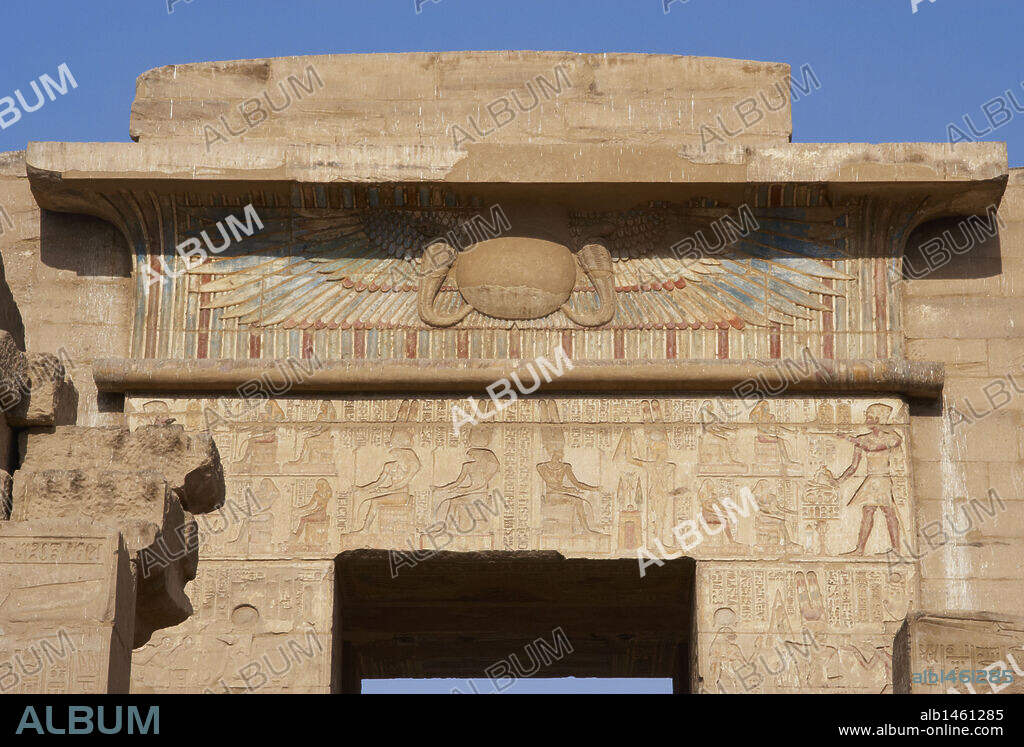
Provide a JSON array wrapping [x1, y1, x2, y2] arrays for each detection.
[[0, 151, 132, 428], [906, 171, 1024, 617]]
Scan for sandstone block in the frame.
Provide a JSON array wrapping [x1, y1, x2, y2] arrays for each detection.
[[12, 424, 225, 646], [0, 520, 135, 693], [0, 329, 27, 413], [19, 424, 224, 514], [5, 351, 77, 427], [894, 611, 1024, 694]]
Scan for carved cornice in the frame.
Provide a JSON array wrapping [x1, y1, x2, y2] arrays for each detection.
[[23, 139, 1007, 374], [24, 140, 1009, 266]]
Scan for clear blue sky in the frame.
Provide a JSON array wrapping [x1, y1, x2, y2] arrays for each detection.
[[1, 0, 1023, 165], [361, 678, 672, 694]]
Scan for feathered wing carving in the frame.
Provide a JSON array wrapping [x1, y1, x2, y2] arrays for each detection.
[[185, 204, 853, 330], [186, 209, 477, 330], [565, 205, 853, 330]]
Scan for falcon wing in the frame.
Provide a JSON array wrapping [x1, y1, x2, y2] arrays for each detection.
[[185, 209, 477, 329], [567, 205, 853, 329]]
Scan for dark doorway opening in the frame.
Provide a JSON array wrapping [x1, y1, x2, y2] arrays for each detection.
[[333, 551, 695, 694]]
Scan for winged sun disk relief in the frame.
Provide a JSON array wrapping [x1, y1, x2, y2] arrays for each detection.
[[187, 206, 854, 331]]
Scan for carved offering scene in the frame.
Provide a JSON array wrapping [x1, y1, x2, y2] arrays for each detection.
[[126, 395, 913, 563]]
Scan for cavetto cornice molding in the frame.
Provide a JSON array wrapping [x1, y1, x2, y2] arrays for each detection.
[[23, 141, 1008, 257], [23, 139, 1003, 384]]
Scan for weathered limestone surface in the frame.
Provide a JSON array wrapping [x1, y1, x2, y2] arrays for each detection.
[[6, 351, 78, 427], [905, 172, 1024, 617], [11, 424, 225, 646], [126, 395, 914, 562], [130, 560, 334, 693], [0, 329, 28, 402], [893, 611, 1024, 694], [0, 331, 77, 428], [0, 151, 132, 429], [694, 561, 910, 694], [17, 424, 225, 513], [0, 520, 135, 694]]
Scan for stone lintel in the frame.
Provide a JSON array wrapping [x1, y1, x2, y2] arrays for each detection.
[[93, 357, 945, 399]]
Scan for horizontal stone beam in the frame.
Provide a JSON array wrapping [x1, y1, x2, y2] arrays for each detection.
[[93, 357, 945, 399], [25, 141, 1007, 188]]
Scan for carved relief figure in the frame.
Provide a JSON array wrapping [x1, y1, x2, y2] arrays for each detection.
[[286, 400, 336, 470], [616, 401, 683, 548], [750, 401, 799, 473], [185, 400, 203, 431], [698, 402, 745, 474], [292, 479, 332, 548], [753, 479, 800, 552], [346, 402, 421, 535], [537, 446, 605, 537], [132, 635, 194, 693], [249, 478, 280, 551], [753, 591, 802, 690], [432, 424, 500, 529], [697, 478, 741, 547], [803, 642, 841, 691], [839, 642, 893, 693], [537, 403, 605, 538], [708, 608, 749, 693], [838, 404, 904, 556], [613, 428, 647, 549], [234, 399, 286, 472], [882, 572, 911, 626]]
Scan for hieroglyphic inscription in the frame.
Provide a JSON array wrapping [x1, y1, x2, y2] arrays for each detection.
[[130, 561, 332, 694], [0, 523, 133, 694], [698, 561, 914, 694], [127, 395, 912, 561], [898, 614, 1024, 694]]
